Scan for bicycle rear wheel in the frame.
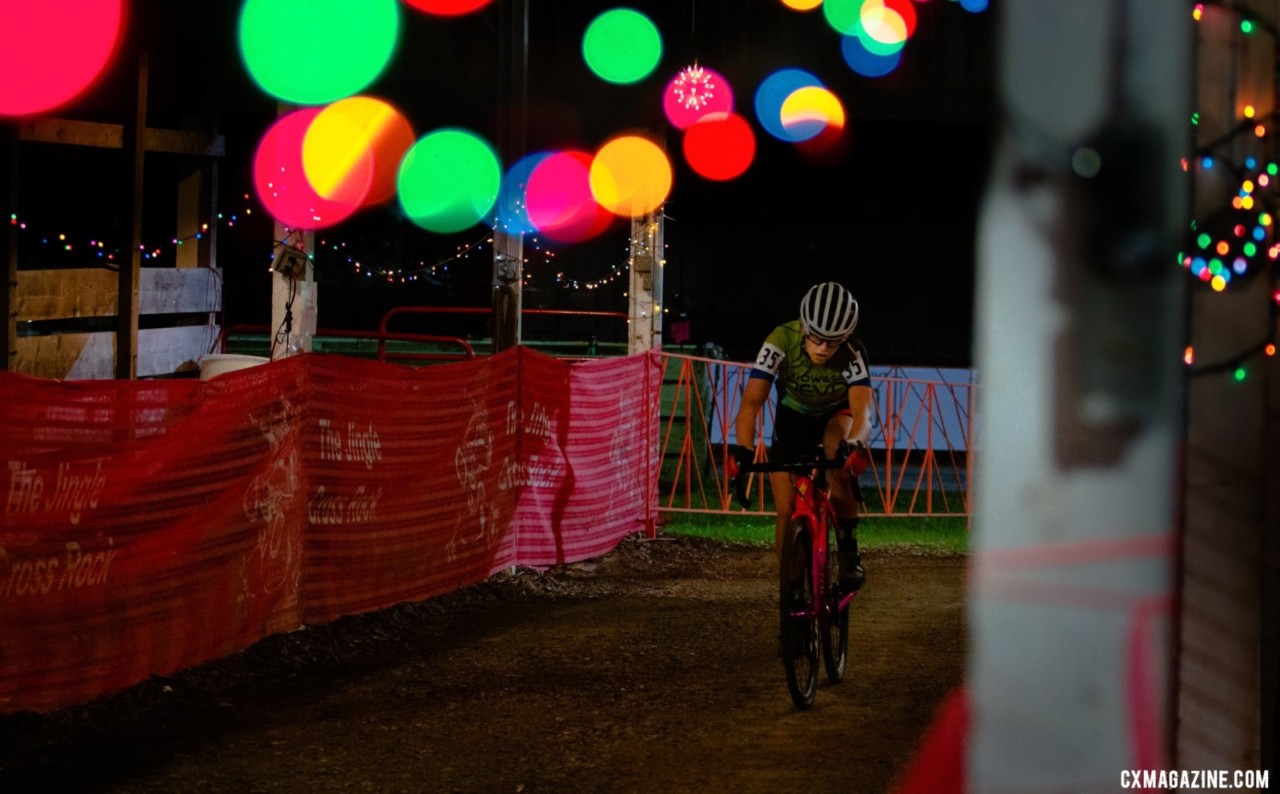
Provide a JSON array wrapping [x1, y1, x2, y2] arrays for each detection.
[[779, 519, 818, 709]]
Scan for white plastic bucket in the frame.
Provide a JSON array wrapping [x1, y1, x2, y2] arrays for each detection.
[[199, 354, 270, 380]]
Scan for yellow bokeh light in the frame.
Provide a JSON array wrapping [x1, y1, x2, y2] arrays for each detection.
[[1245, 104, 1256, 118], [1243, 195, 1256, 210], [589, 135, 672, 218], [302, 96, 417, 207], [1243, 180, 1255, 193], [860, 3, 907, 45], [780, 0, 823, 9], [1211, 275, 1226, 291], [780, 86, 846, 133]]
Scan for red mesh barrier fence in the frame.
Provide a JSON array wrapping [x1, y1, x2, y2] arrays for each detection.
[[0, 348, 659, 713]]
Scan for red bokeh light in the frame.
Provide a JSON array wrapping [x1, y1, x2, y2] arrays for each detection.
[[881, 0, 919, 37], [682, 113, 756, 181], [0, 0, 125, 117], [402, 0, 494, 16], [525, 151, 612, 243], [253, 108, 370, 230]]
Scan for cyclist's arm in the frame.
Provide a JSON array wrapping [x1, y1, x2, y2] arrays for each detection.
[[738, 332, 787, 450], [735, 376, 772, 450], [846, 384, 873, 446], [839, 337, 873, 448]]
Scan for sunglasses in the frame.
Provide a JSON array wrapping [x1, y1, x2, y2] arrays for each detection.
[[804, 334, 846, 350]]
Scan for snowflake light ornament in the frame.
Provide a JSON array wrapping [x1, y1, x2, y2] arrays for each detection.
[[663, 64, 734, 129], [674, 65, 716, 110]]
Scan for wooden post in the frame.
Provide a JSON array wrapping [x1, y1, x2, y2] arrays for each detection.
[[116, 51, 148, 379], [628, 212, 664, 354], [2, 124, 15, 372], [175, 141, 217, 270], [492, 230, 522, 351], [492, 0, 528, 354], [270, 223, 315, 360]]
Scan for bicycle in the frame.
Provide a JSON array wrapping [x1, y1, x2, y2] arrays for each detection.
[[730, 443, 866, 709]]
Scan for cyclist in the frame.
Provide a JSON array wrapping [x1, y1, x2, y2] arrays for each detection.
[[732, 281, 872, 590]]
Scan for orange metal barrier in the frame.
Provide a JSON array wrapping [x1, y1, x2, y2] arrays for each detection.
[[654, 352, 974, 519]]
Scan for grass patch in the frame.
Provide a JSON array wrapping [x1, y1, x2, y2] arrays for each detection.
[[658, 511, 967, 554]]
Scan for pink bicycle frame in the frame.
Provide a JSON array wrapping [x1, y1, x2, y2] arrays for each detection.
[[792, 474, 858, 619]]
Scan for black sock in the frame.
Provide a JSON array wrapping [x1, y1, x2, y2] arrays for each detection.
[[837, 518, 859, 555]]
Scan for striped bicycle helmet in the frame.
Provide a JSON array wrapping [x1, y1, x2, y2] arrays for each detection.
[[799, 282, 859, 341]]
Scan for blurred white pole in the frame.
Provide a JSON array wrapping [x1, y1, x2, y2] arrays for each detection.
[[970, 2, 1189, 789]]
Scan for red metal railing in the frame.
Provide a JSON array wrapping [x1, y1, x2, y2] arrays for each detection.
[[378, 305, 629, 332], [217, 324, 475, 364], [378, 306, 630, 360]]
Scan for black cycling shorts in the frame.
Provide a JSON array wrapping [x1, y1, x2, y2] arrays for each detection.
[[771, 404, 849, 465]]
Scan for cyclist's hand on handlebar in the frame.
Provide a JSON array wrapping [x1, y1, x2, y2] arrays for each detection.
[[841, 439, 870, 476], [729, 445, 754, 508]]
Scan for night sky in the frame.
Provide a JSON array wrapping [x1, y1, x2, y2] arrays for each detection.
[[11, 0, 996, 366]]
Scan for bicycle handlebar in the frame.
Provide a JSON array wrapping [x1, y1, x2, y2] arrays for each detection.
[[730, 442, 867, 508], [735, 457, 847, 476]]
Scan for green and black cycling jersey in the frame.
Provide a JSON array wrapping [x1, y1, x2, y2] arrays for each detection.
[[749, 320, 871, 417]]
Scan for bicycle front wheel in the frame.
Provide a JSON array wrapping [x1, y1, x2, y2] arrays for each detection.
[[779, 519, 818, 709], [822, 517, 849, 683], [819, 514, 849, 681]]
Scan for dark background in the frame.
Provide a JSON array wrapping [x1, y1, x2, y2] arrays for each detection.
[[11, 0, 996, 365]]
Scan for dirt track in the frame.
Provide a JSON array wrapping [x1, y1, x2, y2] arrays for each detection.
[[0, 536, 966, 793]]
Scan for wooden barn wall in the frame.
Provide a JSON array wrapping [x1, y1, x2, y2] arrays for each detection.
[[1177, 0, 1274, 778], [15, 267, 221, 379]]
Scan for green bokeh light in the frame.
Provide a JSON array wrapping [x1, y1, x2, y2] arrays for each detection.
[[823, 0, 867, 36], [397, 129, 501, 233], [239, 0, 400, 105], [582, 8, 663, 85]]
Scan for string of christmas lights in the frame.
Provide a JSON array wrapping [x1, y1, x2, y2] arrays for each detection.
[[1185, 0, 1280, 379], [10, 193, 641, 293]]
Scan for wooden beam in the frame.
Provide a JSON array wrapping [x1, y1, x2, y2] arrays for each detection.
[[117, 51, 147, 380], [15, 267, 222, 320], [2, 125, 15, 372], [16, 268, 118, 319], [17, 118, 225, 157], [17, 118, 122, 149], [143, 127, 225, 157]]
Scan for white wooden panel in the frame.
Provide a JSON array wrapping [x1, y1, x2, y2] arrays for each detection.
[[139, 268, 222, 315], [138, 324, 221, 377]]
